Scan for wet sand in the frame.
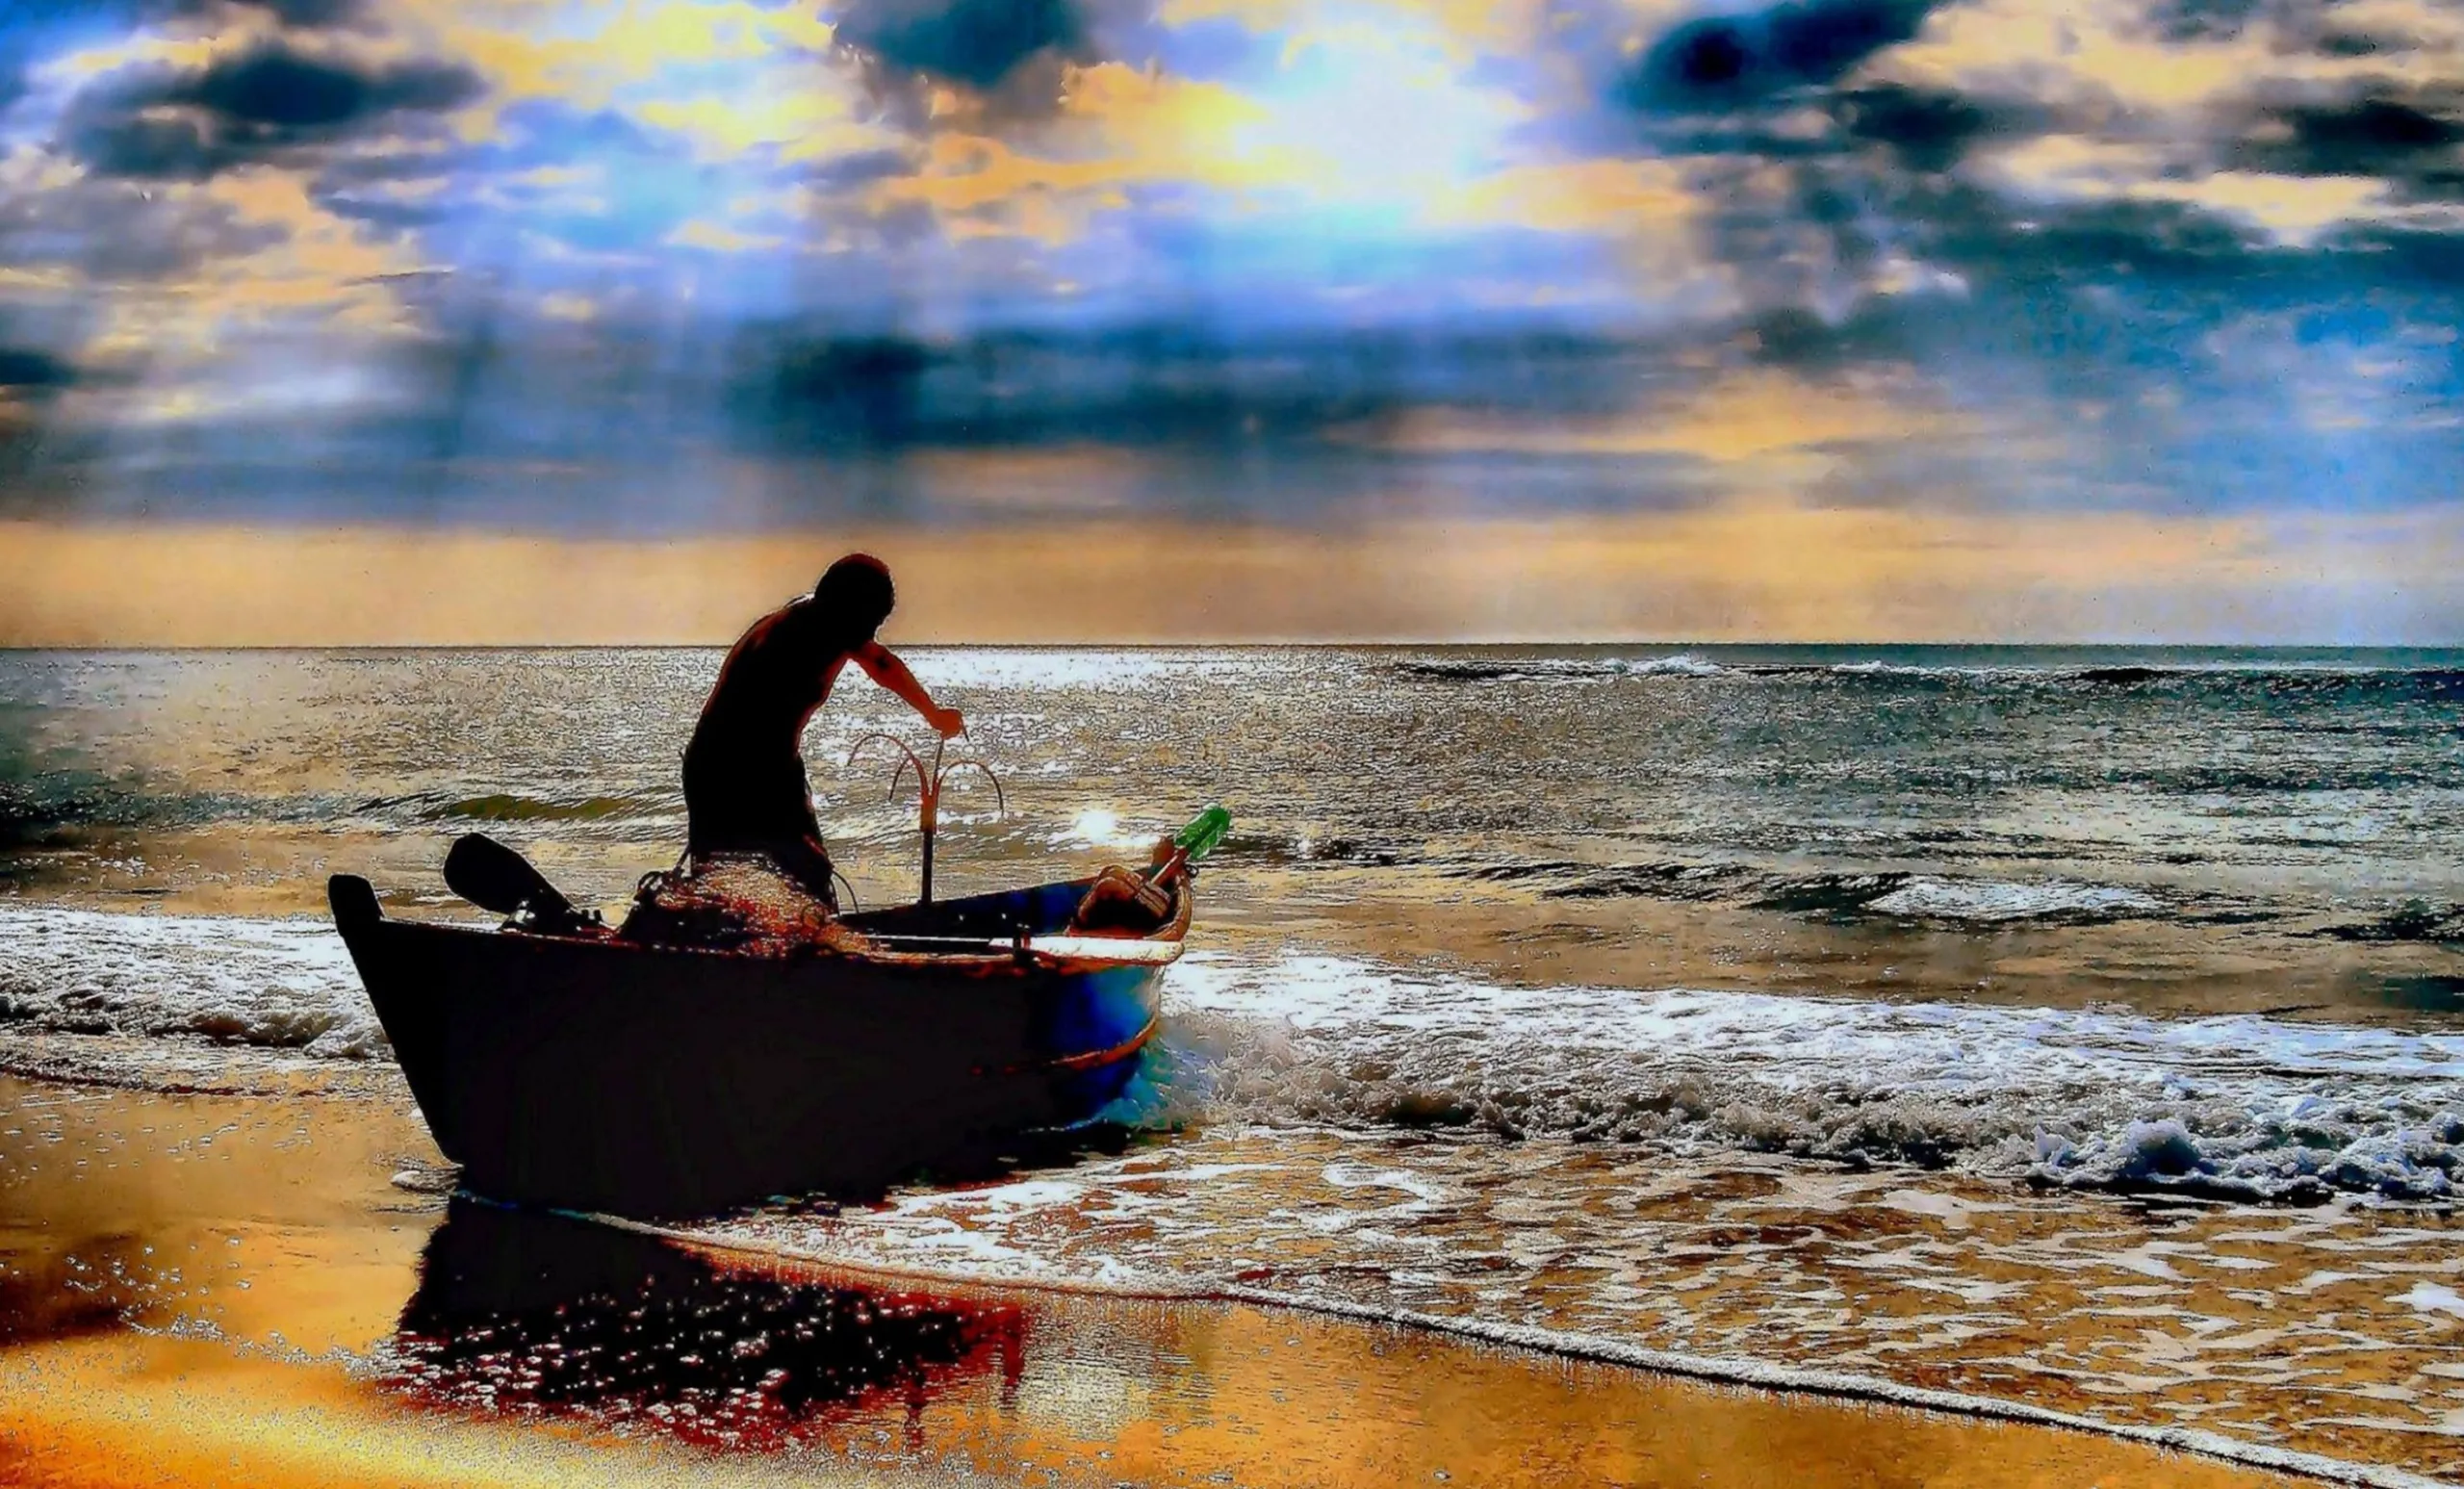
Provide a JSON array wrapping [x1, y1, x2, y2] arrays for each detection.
[[0, 1074, 2337, 1489]]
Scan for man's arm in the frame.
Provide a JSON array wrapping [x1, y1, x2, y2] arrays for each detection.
[[852, 641, 964, 737]]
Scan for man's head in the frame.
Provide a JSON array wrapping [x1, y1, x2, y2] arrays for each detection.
[[810, 552, 895, 644]]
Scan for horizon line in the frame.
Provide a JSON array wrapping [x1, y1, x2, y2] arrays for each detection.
[[6, 640, 2462, 654]]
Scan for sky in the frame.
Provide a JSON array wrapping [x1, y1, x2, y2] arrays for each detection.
[[0, 0, 2459, 642]]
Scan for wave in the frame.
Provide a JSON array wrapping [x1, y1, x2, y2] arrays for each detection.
[[0, 775, 158, 846], [1396, 655, 2464, 697], [4, 907, 2459, 1202], [413, 792, 658, 824], [1530, 861, 1755, 903], [0, 907, 386, 1059], [2316, 901, 2464, 945], [1396, 654, 1729, 683], [1147, 952, 2464, 1201], [1860, 876, 2164, 923], [0, 786, 86, 847], [1514, 861, 2169, 926]]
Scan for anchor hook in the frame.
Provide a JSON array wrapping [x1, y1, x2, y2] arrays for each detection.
[[846, 732, 1006, 905]]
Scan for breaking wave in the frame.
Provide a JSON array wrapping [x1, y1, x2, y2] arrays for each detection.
[[1140, 952, 2464, 1201], [1395, 654, 1728, 683], [417, 792, 658, 824], [1486, 860, 2172, 926], [0, 907, 386, 1060], [5, 908, 2463, 1200], [1395, 655, 2464, 699]]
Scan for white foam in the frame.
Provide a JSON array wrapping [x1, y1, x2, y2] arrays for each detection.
[[1613, 654, 1728, 678], [1862, 876, 2164, 922], [1406, 655, 1731, 683], [1141, 951, 2464, 1199], [6, 906, 2460, 1200], [0, 907, 386, 1059]]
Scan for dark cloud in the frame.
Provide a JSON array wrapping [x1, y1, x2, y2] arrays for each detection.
[[755, 336, 939, 448], [834, 0, 1088, 90], [1619, 0, 1940, 111], [829, 0, 1168, 122], [2350, 223, 2464, 285], [146, 0, 372, 26], [0, 346, 77, 393], [0, 337, 79, 489], [1830, 83, 2033, 172], [804, 145, 924, 191], [221, 0, 370, 25], [2237, 94, 2464, 178], [2318, 30, 2393, 58], [1706, 135, 2464, 516], [2139, 0, 2270, 43], [0, 177, 290, 281], [1728, 178, 2302, 377], [732, 322, 1656, 457], [0, 282, 1707, 528], [177, 44, 476, 124], [65, 42, 484, 179], [0, 0, 372, 120]]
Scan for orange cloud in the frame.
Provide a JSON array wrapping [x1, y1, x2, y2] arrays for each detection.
[[1355, 368, 1990, 488]]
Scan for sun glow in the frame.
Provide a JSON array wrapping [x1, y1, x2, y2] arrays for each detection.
[[1233, 21, 1526, 219]]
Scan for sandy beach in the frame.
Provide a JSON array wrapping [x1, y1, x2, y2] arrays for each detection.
[[0, 1070, 2348, 1489]]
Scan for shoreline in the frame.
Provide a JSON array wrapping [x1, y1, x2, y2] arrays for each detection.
[[643, 1217, 2457, 1489], [0, 1070, 2344, 1488]]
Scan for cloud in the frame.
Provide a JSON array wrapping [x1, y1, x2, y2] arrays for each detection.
[[1619, 0, 1943, 111], [2233, 91, 2464, 181], [0, 345, 77, 392], [829, 0, 1173, 122], [1830, 82, 2040, 170], [726, 321, 1727, 510], [0, 333, 79, 485], [64, 41, 485, 180], [223, 0, 372, 26], [0, 172, 292, 282], [834, 0, 1091, 90], [151, 0, 374, 27], [5, 0, 2464, 575]]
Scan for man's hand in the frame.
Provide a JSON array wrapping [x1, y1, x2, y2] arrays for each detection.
[[857, 644, 965, 739]]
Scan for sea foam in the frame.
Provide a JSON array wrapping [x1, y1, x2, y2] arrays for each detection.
[[4, 907, 2461, 1200], [0, 907, 387, 1059], [1142, 952, 2464, 1200]]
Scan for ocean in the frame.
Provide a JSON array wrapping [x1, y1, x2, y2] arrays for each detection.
[[5, 645, 2464, 1476]]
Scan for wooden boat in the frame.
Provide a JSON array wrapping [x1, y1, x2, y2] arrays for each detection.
[[325, 870, 1187, 1218]]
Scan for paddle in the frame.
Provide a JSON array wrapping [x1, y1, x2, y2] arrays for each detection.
[[444, 833, 582, 924]]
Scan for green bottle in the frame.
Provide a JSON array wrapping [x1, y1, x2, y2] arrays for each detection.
[[1171, 804, 1233, 864]]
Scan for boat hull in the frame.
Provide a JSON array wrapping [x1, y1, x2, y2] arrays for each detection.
[[329, 875, 1170, 1217]]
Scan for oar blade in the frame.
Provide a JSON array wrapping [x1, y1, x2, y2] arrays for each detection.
[[443, 833, 578, 920]]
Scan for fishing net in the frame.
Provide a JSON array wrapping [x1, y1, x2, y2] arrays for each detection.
[[618, 855, 864, 957]]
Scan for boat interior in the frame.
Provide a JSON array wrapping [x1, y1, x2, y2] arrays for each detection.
[[842, 877, 1184, 943]]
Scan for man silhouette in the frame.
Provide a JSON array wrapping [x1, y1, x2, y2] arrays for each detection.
[[682, 553, 962, 909]]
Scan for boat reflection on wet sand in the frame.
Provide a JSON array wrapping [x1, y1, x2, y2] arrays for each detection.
[[382, 1200, 1027, 1455]]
